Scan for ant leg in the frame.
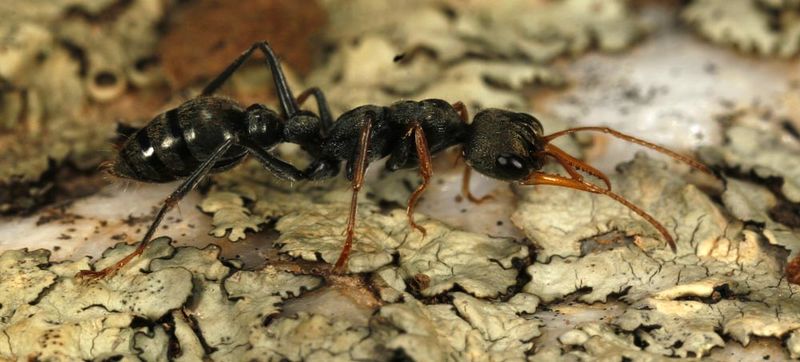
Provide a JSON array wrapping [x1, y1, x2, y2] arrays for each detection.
[[520, 172, 676, 252], [239, 140, 306, 182], [332, 115, 374, 274], [461, 166, 493, 203], [78, 139, 234, 281], [406, 124, 432, 236], [452, 101, 492, 203], [293, 88, 339, 180], [296, 87, 333, 134], [201, 41, 299, 118], [543, 127, 713, 175], [544, 143, 611, 190], [452, 101, 469, 124]]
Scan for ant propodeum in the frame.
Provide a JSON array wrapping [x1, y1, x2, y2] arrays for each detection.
[[77, 41, 713, 279]]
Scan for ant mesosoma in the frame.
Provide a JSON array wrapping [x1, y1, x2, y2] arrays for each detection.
[[78, 41, 712, 279]]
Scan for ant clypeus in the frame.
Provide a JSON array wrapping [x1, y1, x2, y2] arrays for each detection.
[[78, 41, 713, 279]]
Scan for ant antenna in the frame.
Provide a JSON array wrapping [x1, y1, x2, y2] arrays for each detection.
[[543, 127, 714, 175], [521, 171, 677, 252], [522, 126, 713, 252]]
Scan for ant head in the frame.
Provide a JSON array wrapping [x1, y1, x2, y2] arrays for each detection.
[[463, 109, 546, 180]]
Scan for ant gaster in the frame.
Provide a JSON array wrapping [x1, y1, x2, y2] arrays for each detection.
[[79, 41, 713, 279], [78, 42, 333, 279]]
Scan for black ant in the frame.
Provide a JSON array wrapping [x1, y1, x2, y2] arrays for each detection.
[[78, 41, 713, 279]]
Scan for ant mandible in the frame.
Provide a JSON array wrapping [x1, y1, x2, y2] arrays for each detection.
[[79, 41, 712, 279]]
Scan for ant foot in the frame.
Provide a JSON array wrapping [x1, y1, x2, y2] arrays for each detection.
[[410, 223, 427, 238], [466, 193, 494, 204], [75, 268, 116, 283]]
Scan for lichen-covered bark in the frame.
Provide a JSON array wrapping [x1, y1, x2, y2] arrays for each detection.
[[3, 0, 800, 360], [683, 0, 800, 57]]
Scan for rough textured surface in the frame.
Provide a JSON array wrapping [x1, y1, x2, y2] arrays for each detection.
[[514, 154, 725, 262], [0, 0, 171, 214], [683, 0, 800, 57], [3, 1, 800, 360], [310, 0, 640, 115]]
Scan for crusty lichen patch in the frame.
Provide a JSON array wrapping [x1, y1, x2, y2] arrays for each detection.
[[6, 1, 800, 360], [531, 322, 675, 361], [202, 169, 529, 298], [513, 153, 726, 262], [310, 0, 642, 116], [0, 249, 57, 323], [683, 0, 800, 57], [0, 238, 193, 360], [0, 238, 322, 360], [704, 124, 800, 203], [515, 149, 800, 357], [700, 112, 800, 260], [0, 0, 172, 213]]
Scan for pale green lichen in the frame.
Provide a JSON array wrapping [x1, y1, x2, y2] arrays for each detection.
[[203, 156, 529, 298], [531, 323, 674, 362], [513, 153, 727, 262], [306, 35, 564, 116], [275, 201, 528, 297], [321, 0, 644, 62], [235, 313, 373, 361], [0, 249, 57, 323], [199, 191, 266, 241], [310, 0, 634, 117], [758, 0, 800, 8], [0, 239, 193, 360], [0, 238, 328, 360], [722, 178, 800, 259], [376, 294, 541, 361], [0, 0, 170, 209], [703, 124, 800, 202], [456, 0, 643, 61], [683, 0, 800, 57]]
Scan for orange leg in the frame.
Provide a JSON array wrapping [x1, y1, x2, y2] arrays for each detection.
[[452, 101, 469, 124], [332, 116, 373, 274], [461, 166, 493, 203], [78, 139, 233, 281], [76, 230, 151, 280], [521, 171, 676, 252], [544, 143, 611, 190], [406, 123, 432, 236], [543, 127, 713, 176]]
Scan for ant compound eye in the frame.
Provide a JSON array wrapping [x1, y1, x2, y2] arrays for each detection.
[[495, 153, 529, 179], [497, 154, 524, 170]]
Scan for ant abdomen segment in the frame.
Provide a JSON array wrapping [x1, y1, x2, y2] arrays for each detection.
[[110, 97, 253, 183]]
